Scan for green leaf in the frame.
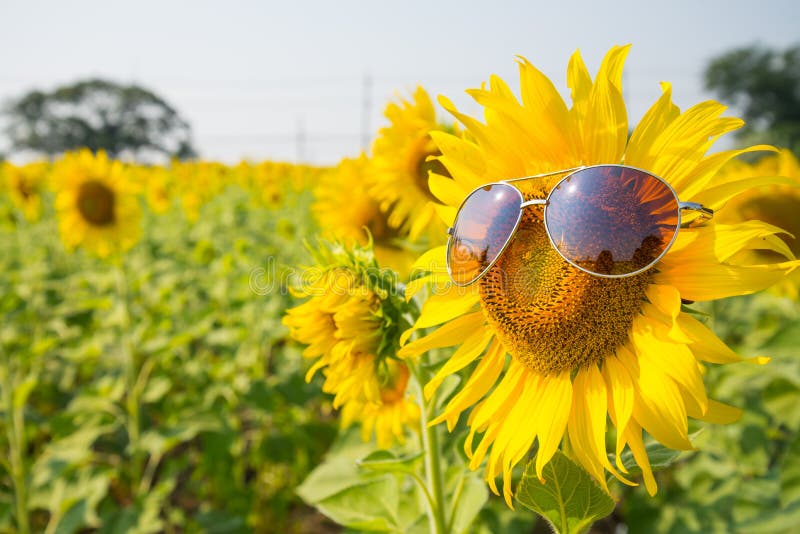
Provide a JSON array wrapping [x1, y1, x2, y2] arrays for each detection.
[[357, 450, 423, 475], [515, 450, 615, 534], [314, 477, 400, 532], [781, 433, 800, 507], [449, 473, 489, 534], [13, 372, 38, 409]]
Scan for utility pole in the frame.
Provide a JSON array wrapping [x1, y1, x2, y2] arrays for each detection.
[[296, 116, 306, 163], [361, 73, 372, 153]]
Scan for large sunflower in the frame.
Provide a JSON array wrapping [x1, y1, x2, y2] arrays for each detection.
[[54, 149, 141, 258], [715, 149, 800, 298], [313, 154, 415, 275], [399, 46, 798, 506], [369, 87, 452, 242]]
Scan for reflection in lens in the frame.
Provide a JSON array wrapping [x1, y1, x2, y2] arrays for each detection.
[[545, 166, 679, 276], [448, 183, 523, 285]]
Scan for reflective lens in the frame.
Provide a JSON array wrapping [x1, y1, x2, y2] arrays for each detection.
[[448, 183, 523, 285], [545, 165, 680, 276]]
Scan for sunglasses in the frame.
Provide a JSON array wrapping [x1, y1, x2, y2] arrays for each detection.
[[446, 164, 713, 286]]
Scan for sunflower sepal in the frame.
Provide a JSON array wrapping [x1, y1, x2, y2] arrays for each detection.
[[515, 450, 615, 534]]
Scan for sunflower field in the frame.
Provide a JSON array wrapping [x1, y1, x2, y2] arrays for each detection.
[[2, 45, 800, 534]]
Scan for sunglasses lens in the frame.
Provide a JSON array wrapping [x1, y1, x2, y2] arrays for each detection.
[[545, 165, 679, 276], [448, 183, 523, 285]]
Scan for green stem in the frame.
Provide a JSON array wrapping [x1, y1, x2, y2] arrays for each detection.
[[410, 361, 448, 534], [3, 366, 30, 534], [114, 261, 144, 494]]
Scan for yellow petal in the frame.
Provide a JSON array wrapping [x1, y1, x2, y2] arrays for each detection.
[[603, 353, 635, 470], [582, 44, 630, 164], [432, 340, 507, 430], [656, 259, 800, 301], [631, 316, 708, 416], [621, 421, 658, 495], [404, 289, 480, 334], [424, 327, 494, 399], [399, 310, 485, 355], [534, 370, 573, 480], [676, 312, 770, 365]]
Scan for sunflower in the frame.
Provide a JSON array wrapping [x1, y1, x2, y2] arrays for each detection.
[[369, 87, 452, 242], [399, 45, 797, 507], [340, 360, 421, 449], [313, 154, 415, 275], [714, 149, 800, 298], [171, 160, 227, 222], [282, 241, 417, 447], [53, 149, 142, 258], [2, 161, 49, 222]]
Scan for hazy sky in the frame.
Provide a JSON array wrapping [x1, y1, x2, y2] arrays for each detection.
[[1, 0, 798, 164]]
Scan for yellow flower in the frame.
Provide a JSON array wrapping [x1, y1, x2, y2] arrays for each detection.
[[399, 46, 797, 507], [283, 241, 418, 446], [137, 165, 172, 214], [2, 161, 49, 222], [284, 268, 384, 407], [313, 154, 415, 275], [53, 150, 141, 258], [714, 149, 800, 298], [341, 360, 421, 449], [369, 87, 453, 242], [171, 160, 227, 222]]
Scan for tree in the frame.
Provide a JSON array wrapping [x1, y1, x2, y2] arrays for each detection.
[[3, 78, 197, 160], [704, 44, 800, 153]]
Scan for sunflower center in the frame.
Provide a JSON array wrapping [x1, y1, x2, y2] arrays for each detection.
[[77, 180, 116, 226], [479, 209, 652, 376], [16, 179, 36, 200]]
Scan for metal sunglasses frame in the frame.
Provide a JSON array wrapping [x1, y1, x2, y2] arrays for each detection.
[[445, 164, 714, 286]]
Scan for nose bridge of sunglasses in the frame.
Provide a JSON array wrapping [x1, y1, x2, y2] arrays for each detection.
[[520, 198, 547, 208]]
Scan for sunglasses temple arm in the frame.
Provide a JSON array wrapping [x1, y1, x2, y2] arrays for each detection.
[[504, 166, 587, 184], [679, 201, 714, 222]]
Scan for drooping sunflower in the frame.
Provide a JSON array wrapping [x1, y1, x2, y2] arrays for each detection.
[[340, 360, 421, 449], [53, 149, 142, 258], [369, 87, 452, 242], [282, 241, 418, 447], [2, 161, 49, 222], [714, 149, 800, 298], [313, 154, 415, 275], [399, 46, 797, 506]]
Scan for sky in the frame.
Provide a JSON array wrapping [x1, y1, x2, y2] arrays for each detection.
[[0, 0, 798, 164]]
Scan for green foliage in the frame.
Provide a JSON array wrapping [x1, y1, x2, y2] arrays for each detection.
[[0, 185, 336, 532], [516, 450, 615, 534], [3, 79, 196, 160], [620, 292, 800, 534], [704, 45, 800, 153]]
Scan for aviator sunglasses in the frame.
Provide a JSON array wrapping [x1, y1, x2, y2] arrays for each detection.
[[446, 164, 714, 286]]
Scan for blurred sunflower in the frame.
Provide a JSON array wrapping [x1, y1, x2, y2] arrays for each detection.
[[715, 149, 800, 298], [53, 149, 141, 258], [171, 160, 227, 222], [399, 45, 797, 506], [369, 87, 452, 242], [313, 154, 415, 275], [282, 241, 417, 447], [138, 165, 172, 214], [2, 161, 49, 222]]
